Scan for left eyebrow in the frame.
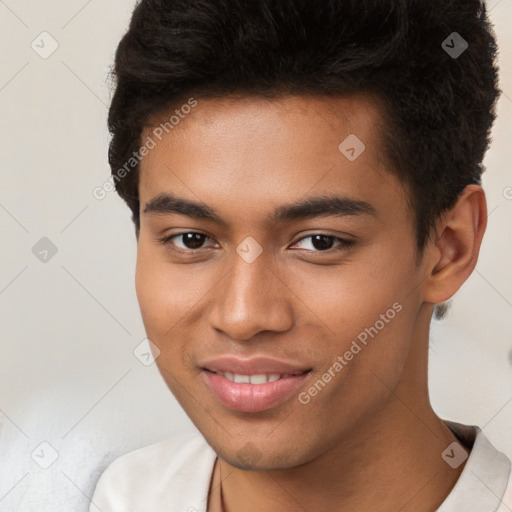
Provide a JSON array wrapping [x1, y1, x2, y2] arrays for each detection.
[[271, 194, 377, 223], [143, 192, 377, 226]]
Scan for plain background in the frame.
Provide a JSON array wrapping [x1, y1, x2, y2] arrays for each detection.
[[0, 1, 511, 510]]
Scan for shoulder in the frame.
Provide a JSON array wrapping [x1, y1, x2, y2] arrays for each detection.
[[438, 420, 512, 511], [90, 433, 217, 512]]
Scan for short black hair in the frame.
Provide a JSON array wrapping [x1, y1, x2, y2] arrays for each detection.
[[108, 0, 500, 255]]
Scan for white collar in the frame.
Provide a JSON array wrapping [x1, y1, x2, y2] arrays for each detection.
[[436, 420, 511, 511]]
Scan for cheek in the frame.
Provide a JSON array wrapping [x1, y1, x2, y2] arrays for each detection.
[[134, 241, 214, 339], [135, 242, 181, 337], [328, 256, 420, 389], [294, 244, 418, 376], [293, 254, 410, 332], [135, 245, 161, 329], [135, 244, 196, 385]]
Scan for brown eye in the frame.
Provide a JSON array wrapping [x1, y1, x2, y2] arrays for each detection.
[[292, 234, 355, 252], [179, 233, 208, 249], [159, 232, 216, 251]]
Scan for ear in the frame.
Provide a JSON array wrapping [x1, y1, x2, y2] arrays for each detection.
[[423, 185, 487, 305]]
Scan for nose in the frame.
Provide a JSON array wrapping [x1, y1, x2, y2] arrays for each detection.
[[208, 249, 294, 341]]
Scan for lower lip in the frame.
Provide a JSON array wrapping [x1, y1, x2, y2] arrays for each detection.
[[202, 370, 310, 413]]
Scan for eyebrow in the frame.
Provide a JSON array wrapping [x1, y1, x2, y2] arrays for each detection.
[[143, 192, 377, 226]]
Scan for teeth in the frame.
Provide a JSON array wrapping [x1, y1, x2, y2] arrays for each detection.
[[220, 372, 283, 384], [249, 374, 267, 384]]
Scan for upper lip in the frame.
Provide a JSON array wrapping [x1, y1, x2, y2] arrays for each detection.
[[202, 356, 311, 376]]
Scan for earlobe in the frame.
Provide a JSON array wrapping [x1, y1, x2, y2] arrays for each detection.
[[423, 185, 487, 304]]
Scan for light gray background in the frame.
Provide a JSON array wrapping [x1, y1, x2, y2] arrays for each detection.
[[0, 1, 511, 511]]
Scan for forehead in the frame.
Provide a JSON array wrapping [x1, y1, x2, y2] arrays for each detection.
[[142, 93, 387, 165], [138, 94, 408, 227]]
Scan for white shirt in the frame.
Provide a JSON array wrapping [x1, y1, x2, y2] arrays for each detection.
[[89, 421, 512, 512]]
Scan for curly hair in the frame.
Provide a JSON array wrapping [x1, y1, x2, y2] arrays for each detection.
[[107, 0, 500, 258]]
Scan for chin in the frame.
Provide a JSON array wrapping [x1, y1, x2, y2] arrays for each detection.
[[209, 436, 309, 471]]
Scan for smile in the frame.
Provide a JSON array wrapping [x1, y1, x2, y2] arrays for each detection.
[[202, 368, 311, 413]]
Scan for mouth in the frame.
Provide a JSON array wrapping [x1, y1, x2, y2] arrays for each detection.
[[201, 366, 312, 413]]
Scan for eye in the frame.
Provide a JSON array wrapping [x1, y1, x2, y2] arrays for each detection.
[[158, 232, 355, 254], [291, 234, 355, 252], [159, 232, 218, 251]]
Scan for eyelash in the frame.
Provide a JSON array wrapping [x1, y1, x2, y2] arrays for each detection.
[[157, 231, 355, 255]]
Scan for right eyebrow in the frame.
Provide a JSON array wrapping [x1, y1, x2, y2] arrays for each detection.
[[143, 193, 228, 227]]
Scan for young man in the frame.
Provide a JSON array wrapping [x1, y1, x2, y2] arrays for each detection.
[[90, 0, 510, 511]]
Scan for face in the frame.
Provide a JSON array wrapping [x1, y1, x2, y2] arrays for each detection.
[[135, 94, 430, 470]]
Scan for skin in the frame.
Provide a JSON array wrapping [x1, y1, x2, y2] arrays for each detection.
[[135, 94, 487, 512]]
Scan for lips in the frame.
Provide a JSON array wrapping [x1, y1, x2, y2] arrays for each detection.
[[202, 356, 311, 376], [201, 356, 312, 412]]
